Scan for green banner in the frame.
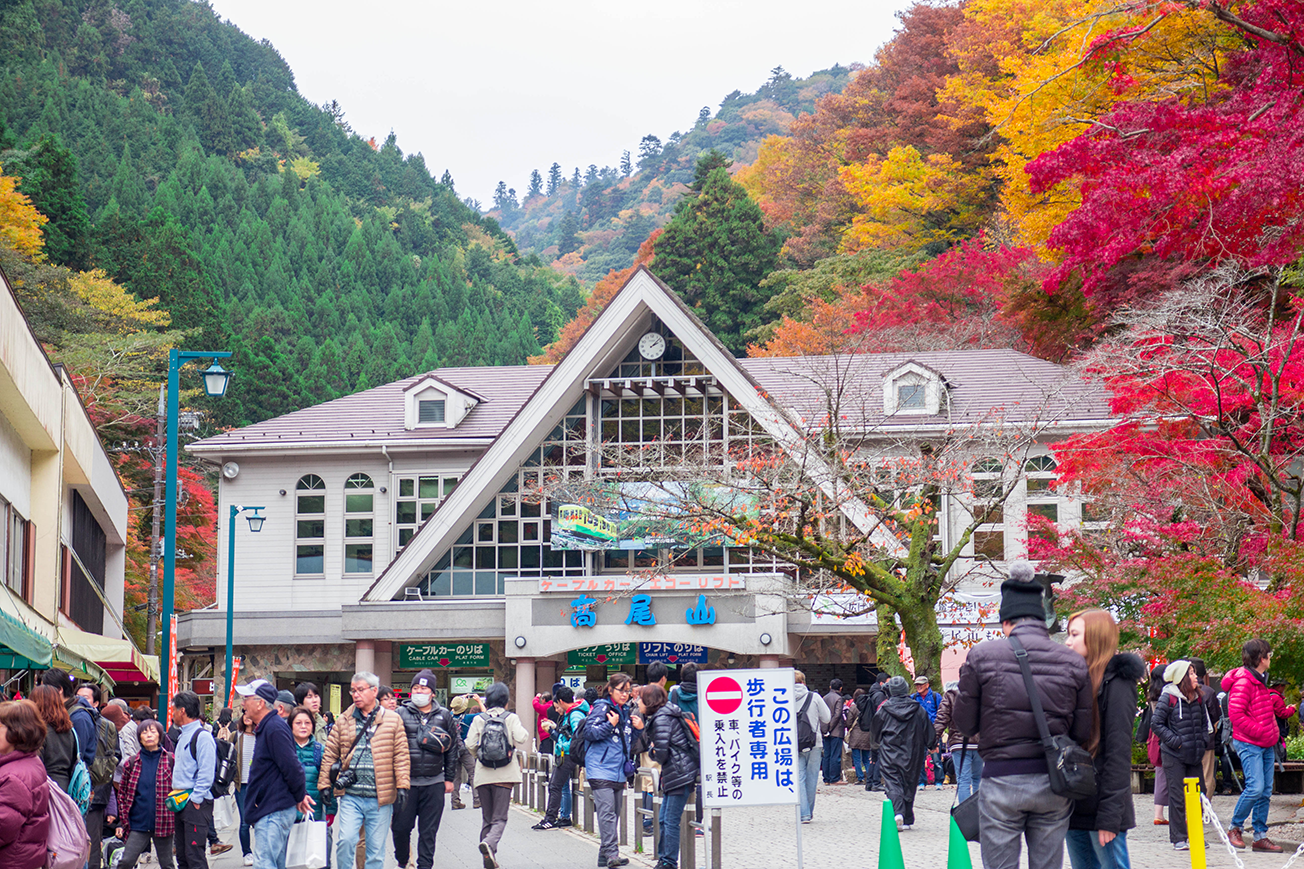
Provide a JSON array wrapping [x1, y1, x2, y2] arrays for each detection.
[[398, 643, 491, 669], [568, 643, 636, 667]]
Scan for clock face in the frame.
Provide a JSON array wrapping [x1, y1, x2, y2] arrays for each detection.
[[638, 332, 667, 360]]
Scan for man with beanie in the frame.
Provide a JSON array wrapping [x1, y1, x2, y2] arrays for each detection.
[[872, 676, 935, 831], [953, 561, 1092, 869], [392, 669, 458, 869]]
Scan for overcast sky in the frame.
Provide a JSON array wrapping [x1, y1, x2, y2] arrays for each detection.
[[207, 1, 914, 206]]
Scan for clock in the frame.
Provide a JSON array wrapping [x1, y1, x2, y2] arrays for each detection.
[[638, 332, 666, 360]]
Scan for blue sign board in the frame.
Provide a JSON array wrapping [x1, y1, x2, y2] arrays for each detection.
[[638, 642, 708, 665]]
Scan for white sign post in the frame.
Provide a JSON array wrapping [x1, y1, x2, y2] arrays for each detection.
[[698, 668, 802, 867]]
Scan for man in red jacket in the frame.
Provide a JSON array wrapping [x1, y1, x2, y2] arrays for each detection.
[[1222, 638, 1297, 852]]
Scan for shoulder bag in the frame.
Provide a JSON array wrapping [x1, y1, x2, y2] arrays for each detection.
[[1008, 634, 1096, 800], [950, 743, 980, 841]]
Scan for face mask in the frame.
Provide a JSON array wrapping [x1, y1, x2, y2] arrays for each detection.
[[412, 692, 432, 708]]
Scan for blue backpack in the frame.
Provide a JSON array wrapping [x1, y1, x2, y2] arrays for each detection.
[[68, 729, 92, 815]]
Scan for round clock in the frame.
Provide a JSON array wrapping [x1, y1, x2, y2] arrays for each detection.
[[638, 332, 667, 360]]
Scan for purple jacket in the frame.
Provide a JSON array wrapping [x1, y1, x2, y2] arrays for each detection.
[[0, 750, 52, 869]]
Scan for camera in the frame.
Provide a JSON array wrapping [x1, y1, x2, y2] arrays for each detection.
[[334, 767, 358, 790]]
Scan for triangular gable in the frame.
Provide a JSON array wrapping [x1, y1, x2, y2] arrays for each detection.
[[363, 266, 901, 602]]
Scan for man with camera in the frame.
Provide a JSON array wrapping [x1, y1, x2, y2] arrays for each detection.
[[392, 669, 459, 869], [319, 671, 411, 869], [234, 678, 314, 869]]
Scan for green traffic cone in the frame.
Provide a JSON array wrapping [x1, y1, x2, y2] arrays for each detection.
[[879, 800, 905, 869], [947, 817, 973, 869]]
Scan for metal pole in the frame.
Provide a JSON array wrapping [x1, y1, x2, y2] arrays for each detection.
[[224, 504, 237, 709], [795, 803, 804, 869], [146, 385, 164, 655], [160, 349, 179, 724]]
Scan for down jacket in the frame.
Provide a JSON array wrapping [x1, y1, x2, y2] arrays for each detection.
[[1070, 652, 1146, 835], [1152, 682, 1214, 765], [395, 700, 459, 783], [1222, 666, 1297, 748], [649, 703, 699, 794], [933, 687, 978, 751], [952, 621, 1093, 767], [0, 750, 50, 869], [318, 703, 410, 807]]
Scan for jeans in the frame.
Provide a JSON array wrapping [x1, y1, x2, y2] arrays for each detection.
[[545, 757, 576, 823], [851, 748, 870, 782], [1231, 739, 1276, 839], [821, 736, 843, 783], [1065, 829, 1131, 869], [560, 776, 573, 820], [956, 748, 983, 803], [919, 750, 943, 786], [864, 748, 881, 789], [251, 806, 297, 869], [590, 782, 624, 864], [118, 830, 175, 869], [977, 773, 1072, 869], [797, 748, 820, 821], [334, 794, 392, 869], [658, 786, 691, 868], [391, 783, 445, 869], [1161, 753, 1204, 844], [235, 787, 252, 856]]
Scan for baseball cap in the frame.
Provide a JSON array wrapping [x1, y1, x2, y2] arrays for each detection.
[[913, 675, 930, 685], [277, 690, 296, 707], [234, 678, 278, 704]]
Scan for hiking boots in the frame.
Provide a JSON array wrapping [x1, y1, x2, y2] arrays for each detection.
[[1253, 838, 1284, 853], [1228, 827, 1246, 849]]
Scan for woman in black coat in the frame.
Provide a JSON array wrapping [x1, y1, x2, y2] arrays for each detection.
[[1152, 658, 1213, 850], [1065, 609, 1146, 869], [643, 685, 698, 869]]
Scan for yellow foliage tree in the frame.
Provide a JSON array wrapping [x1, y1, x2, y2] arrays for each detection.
[[0, 166, 48, 258], [838, 146, 988, 252], [68, 269, 172, 332]]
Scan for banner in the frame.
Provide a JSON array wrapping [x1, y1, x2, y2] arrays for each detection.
[[550, 482, 755, 551], [638, 642, 708, 665], [698, 668, 798, 808], [226, 656, 242, 708], [166, 614, 178, 729], [568, 643, 636, 667]]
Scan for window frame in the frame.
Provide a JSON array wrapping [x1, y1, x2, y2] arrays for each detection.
[[294, 474, 326, 577]]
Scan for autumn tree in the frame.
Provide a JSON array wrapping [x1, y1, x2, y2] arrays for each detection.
[[0, 165, 48, 258], [1, 134, 91, 269], [654, 151, 781, 354]]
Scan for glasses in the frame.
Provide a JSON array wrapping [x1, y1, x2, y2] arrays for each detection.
[[350, 685, 376, 695]]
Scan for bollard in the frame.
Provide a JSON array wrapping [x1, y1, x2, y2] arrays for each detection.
[[584, 783, 595, 834], [682, 791, 696, 869], [710, 807, 722, 869], [619, 788, 628, 846], [1185, 777, 1207, 869]]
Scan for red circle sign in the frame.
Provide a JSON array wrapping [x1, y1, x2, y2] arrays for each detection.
[[704, 676, 743, 715]]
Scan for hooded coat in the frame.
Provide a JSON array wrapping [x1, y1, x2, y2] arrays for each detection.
[[1222, 666, 1297, 748], [1152, 681, 1214, 766], [871, 693, 935, 823], [583, 697, 635, 783], [1070, 652, 1146, 834], [0, 750, 51, 869], [649, 703, 699, 794]]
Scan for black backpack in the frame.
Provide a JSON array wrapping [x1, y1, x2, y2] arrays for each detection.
[[89, 712, 119, 787], [797, 694, 816, 752], [477, 711, 514, 769], [190, 730, 237, 796], [857, 691, 881, 733], [569, 708, 594, 766], [1133, 703, 1152, 746]]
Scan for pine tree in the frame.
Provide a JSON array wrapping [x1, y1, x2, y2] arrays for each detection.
[[653, 151, 780, 355], [184, 62, 232, 155], [5, 133, 91, 269], [556, 211, 580, 256], [547, 163, 562, 196], [620, 150, 632, 177], [527, 169, 543, 198]]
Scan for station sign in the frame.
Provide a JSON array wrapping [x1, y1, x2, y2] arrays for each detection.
[[398, 642, 491, 669], [698, 668, 798, 808], [568, 643, 636, 667], [638, 642, 707, 665]]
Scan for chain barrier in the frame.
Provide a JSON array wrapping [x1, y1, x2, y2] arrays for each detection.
[[1201, 792, 1248, 869]]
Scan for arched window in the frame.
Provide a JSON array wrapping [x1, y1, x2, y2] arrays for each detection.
[[295, 474, 326, 575], [344, 473, 374, 574], [1024, 456, 1058, 493]]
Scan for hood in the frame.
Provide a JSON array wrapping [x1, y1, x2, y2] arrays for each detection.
[[1222, 666, 1266, 693], [881, 695, 923, 723], [794, 683, 811, 702], [1105, 652, 1148, 685], [675, 683, 698, 698], [569, 700, 590, 715], [658, 703, 685, 721]]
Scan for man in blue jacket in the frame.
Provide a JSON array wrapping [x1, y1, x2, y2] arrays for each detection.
[[236, 678, 314, 869], [911, 676, 944, 789]]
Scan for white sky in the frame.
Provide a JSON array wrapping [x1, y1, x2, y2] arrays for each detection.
[[207, 1, 914, 205]]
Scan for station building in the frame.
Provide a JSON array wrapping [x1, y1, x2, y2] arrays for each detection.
[[178, 267, 1110, 737]]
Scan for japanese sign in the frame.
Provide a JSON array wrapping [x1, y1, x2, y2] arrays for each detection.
[[398, 643, 491, 669], [699, 668, 798, 808], [638, 643, 708, 665], [538, 575, 745, 594], [568, 643, 637, 667]]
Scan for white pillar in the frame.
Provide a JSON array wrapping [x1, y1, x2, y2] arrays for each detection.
[[355, 640, 375, 677], [515, 657, 536, 751], [759, 655, 780, 669]]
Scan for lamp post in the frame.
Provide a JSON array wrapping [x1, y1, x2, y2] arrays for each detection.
[[160, 350, 232, 723], [224, 505, 265, 709]]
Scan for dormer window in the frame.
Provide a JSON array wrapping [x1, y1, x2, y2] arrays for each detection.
[[897, 382, 926, 410], [418, 399, 446, 424], [883, 361, 947, 416]]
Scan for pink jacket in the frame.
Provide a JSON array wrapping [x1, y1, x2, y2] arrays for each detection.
[[533, 695, 552, 743], [1222, 666, 1296, 748]]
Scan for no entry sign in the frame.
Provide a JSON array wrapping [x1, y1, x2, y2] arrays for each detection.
[[698, 668, 798, 808]]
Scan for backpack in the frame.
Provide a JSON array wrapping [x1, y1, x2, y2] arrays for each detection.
[[797, 694, 816, 752], [1133, 703, 1152, 746], [416, 709, 456, 756], [568, 712, 591, 766], [68, 729, 92, 815], [190, 730, 237, 796], [679, 711, 701, 745], [46, 775, 92, 869], [857, 691, 879, 733], [89, 713, 119, 787], [477, 710, 514, 769]]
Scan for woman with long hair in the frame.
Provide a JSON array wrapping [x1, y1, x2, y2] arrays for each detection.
[[32, 684, 77, 793], [583, 672, 638, 869], [645, 683, 699, 869], [1064, 609, 1146, 868], [0, 699, 52, 869], [114, 720, 175, 869], [1145, 666, 1167, 825]]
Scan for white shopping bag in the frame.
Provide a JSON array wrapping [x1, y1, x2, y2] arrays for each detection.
[[286, 819, 329, 869], [212, 794, 237, 830]]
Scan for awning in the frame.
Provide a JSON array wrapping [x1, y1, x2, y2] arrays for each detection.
[[0, 591, 54, 668], [52, 642, 115, 688], [55, 626, 158, 684]]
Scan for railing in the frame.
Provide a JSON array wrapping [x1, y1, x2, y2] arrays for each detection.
[[511, 752, 723, 868]]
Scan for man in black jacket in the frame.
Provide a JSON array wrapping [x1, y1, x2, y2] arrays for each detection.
[[953, 563, 1092, 869], [235, 679, 313, 869], [860, 673, 890, 792], [392, 669, 459, 869]]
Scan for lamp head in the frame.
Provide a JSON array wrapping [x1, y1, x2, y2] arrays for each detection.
[[202, 361, 232, 397], [245, 508, 266, 533]]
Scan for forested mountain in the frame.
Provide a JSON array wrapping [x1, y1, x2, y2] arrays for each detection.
[[486, 65, 853, 284], [0, 0, 583, 427]]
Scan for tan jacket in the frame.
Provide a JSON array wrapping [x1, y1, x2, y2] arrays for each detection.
[[318, 703, 411, 806], [465, 708, 530, 786]]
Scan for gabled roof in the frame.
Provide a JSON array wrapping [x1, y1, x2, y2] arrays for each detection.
[[362, 266, 899, 602], [402, 374, 488, 404]]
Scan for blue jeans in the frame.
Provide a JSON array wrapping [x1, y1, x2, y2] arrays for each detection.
[[956, 748, 984, 803], [797, 748, 820, 821], [1065, 829, 1131, 869], [235, 786, 252, 856], [658, 786, 691, 868], [851, 748, 870, 782], [251, 806, 297, 869], [1231, 740, 1275, 839], [560, 776, 572, 821], [821, 736, 843, 783], [335, 794, 393, 869]]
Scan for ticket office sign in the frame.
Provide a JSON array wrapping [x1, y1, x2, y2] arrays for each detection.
[[698, 668, 798, 808]]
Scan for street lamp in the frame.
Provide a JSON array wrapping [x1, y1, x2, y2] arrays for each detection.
[[224, 505, 265, 708], [160, 349, 233, 724]]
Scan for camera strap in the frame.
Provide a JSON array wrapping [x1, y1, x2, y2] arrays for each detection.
[[340, 707, 379, 777]]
